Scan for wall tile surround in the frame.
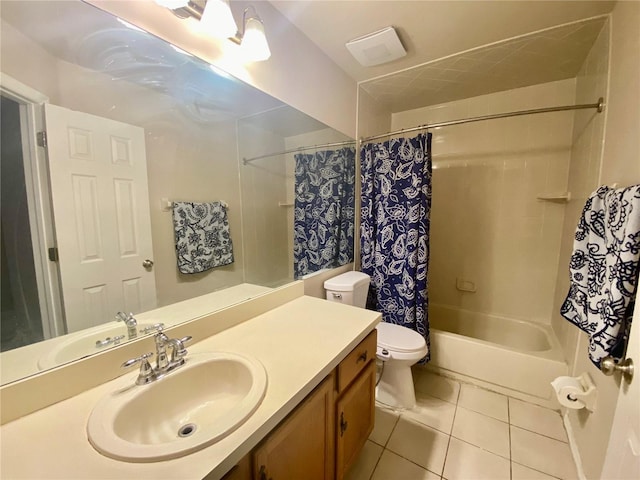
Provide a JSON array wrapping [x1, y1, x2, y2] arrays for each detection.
[[392, 79, 577, 324], [551, 21, 610, 370]]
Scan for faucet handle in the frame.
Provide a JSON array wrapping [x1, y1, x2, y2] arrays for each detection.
[[116, 312, 136, 324], [169, 336, 192, 364], [140, 323, 165, 334], [122, 352, 155, 385]]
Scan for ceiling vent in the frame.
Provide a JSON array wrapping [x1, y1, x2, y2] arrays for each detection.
[[345, 27, 406, 67]]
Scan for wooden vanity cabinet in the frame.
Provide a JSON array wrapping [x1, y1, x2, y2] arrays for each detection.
[[253, 374, 335, 480], [335, 331, 377, 480], [217, 330, 377, 480]]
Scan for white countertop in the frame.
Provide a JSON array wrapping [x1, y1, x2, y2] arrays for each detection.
[[0, 296, 380, 479]]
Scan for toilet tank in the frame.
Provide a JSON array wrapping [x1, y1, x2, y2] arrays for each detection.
[[324, 271, 371, 308]]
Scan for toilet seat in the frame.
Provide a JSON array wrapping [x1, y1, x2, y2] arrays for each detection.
[[376, 322, 427, 354]]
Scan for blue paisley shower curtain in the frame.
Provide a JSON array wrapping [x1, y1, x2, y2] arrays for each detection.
[[293, 147, 355, 278], [360, 133, 432, 361]]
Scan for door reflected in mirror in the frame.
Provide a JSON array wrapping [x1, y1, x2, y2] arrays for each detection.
[[0, 0, 354, 385]]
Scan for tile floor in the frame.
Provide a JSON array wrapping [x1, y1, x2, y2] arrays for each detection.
[[346, 370, 577, 480]]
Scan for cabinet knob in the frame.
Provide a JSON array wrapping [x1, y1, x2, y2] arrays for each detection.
[[340, 411, 348, 437], [258, 465, 273, 480], [357, 351, 368, 364]]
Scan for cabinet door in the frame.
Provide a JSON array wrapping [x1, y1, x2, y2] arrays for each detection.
[[336, 361, 376, 480], [254, 374, 335, 480]]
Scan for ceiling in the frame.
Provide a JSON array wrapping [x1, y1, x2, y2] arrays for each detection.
[[360, 16, 608, 112], [269, 1, 615, 83]]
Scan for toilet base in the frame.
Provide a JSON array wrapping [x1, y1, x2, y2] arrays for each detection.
[[375, 362, 417, 410]]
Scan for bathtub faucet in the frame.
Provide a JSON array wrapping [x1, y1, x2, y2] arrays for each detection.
[[115, 311, 138, 340]]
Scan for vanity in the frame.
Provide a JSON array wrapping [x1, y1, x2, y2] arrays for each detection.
[[0, 285, 380, 479]]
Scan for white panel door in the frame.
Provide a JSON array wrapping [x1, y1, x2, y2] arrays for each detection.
[[601, 298, 640, 479], [44, 104, 156, 333]]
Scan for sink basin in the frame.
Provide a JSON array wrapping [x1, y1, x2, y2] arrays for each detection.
[[37, 323, 159, 370], [87, 352, 267, 462]]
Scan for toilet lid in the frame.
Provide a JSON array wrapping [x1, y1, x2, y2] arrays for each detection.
[[376, 322, 426, 353]]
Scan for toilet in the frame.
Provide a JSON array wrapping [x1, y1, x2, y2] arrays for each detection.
[[324, 271, 428, 409]]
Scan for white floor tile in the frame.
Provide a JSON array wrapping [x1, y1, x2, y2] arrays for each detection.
[[458, 384, 509, 422], [509, 398, 568, 442], [512, 462, 561, 479], [369, 405, 400, 446], [511, 426, 576, 479], [413, 368, 460, 404], [345, 440, 384, 480], [386, 417, 449, 475], [451, 406, 510, 458], [371, 450, 440, 480], [443, 437, 510, 480], [403, 393, 457, 434]]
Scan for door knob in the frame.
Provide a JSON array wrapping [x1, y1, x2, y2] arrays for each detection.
[[142, 259, 154, 269], [600, 356, 634, 382]]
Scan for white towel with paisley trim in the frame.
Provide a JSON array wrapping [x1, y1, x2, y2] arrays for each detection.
[[172, 201, 233, 274], [561, 185, 640, 367]]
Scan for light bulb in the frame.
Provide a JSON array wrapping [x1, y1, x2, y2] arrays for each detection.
[[241, 17, 271, 62], [200, 0, 238, 39]]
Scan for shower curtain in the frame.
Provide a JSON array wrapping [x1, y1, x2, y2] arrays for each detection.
[[293, 147, 355, 278], [360, 133, 432, 360]]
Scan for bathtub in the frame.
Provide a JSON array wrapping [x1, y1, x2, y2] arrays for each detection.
[[425, 305, 567, 403]]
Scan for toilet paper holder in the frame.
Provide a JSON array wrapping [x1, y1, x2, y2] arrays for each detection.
[[551, 373, 597, 412]]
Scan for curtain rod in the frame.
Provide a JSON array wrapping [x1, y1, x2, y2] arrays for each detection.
[[243, 140, 356, 165], [360, 97, 604, 144]]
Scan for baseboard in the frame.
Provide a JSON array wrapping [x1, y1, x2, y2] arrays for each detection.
[[563, 411, 586, 480]]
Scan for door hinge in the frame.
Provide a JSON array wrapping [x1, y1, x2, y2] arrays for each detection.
[[48, 247, 59, 262], [37, 131, 48, 148]]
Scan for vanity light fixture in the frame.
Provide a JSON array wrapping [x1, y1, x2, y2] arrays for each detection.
[[153, 0, 271, 61], [233, 6, 271, 61], [199, 0, 237, 39]]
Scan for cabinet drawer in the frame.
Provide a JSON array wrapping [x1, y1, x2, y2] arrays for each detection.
[[337, 330, 376, 392]]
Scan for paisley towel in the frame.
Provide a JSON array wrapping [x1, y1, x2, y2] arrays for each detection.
[[561, 185, 640, 367], [172, 201, 233, 274]]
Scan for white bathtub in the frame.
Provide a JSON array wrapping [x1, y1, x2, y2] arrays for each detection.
[[425, 305, 567, 403]]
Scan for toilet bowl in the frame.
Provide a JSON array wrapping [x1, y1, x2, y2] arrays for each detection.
[[375, 322, 428, 409], [324, 271, 428, 410]]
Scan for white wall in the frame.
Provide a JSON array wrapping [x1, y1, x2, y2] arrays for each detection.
[[392, 80, 576, 324]]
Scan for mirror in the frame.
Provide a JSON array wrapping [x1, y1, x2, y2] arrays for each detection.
[[0, 0, 354, 385]]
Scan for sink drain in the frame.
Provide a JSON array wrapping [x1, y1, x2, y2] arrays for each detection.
[[178, 423, 197, 438]]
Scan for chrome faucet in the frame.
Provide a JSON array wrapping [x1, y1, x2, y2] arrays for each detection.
[[121, 329, 192, 385], [154, 330, 171, 373], [115, 311, 138, 340]]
